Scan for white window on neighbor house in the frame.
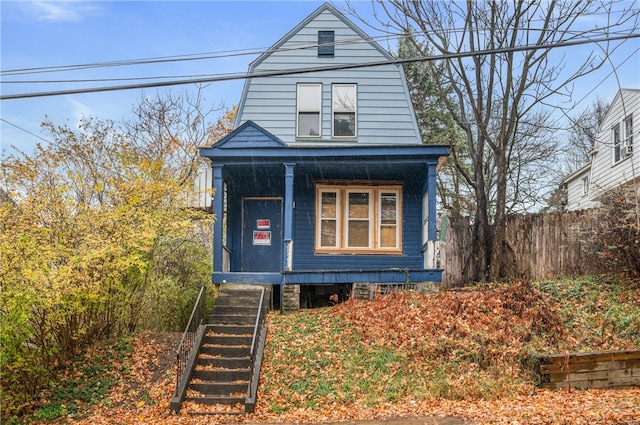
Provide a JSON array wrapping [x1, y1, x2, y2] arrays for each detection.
[[582, 176, 589, 197], [613, 123, 622, 163], [297, 83, 322, 138], [332, 84, 356, 138], [315, 183, 402, 253], [318, 30, 335, 57], [624, 114, 633, 152]]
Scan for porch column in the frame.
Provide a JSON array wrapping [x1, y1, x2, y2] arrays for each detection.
[[423, 163, 438, 269], [426, 163, 437, 240], [212, 164, 224, 274], [283, 163, 295, 271]]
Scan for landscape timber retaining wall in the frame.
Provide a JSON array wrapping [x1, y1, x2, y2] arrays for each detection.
[[536, 349, 640, 390]]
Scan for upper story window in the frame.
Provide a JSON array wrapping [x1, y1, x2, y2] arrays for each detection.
[[614, 114, 634, 163], [318, 31, 334, 57], [624, 114, 633, 150], [316, 183, 402, 254], [332, 84, 356, 138], [613, 124, 622, 162], [297, 83, 321, 138]]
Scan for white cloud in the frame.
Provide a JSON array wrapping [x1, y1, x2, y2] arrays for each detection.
[[66, 96, 93, 127], [26, 1, 100, 22]]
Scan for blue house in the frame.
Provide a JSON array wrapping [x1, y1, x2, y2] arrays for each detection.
[[199, 3, 449, 308]]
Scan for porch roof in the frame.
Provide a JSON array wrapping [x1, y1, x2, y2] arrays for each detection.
[[199, 121, 450, 167]]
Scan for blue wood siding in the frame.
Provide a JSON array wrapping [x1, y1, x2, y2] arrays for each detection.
[[222, 164, 428, 273], [291, 168, 426, 271]]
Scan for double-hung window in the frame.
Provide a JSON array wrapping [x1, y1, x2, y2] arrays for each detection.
[[613, 124, 622, 162], [297, 83, 321, 138], [624, 115, 633, 153], [316, 183, 402, 253], [332, 84, 356, 138], [614, 115, 634, 162]]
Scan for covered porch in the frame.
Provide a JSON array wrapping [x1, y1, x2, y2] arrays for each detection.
[[199, 121, 449, 288]]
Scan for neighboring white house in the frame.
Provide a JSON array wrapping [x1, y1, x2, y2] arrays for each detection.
[[563, 88, 639, 211]]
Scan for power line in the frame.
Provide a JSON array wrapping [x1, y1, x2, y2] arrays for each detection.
[[0, 118, 52, 145], [1, 18, 632, 76], [2, 33, 638, 101]]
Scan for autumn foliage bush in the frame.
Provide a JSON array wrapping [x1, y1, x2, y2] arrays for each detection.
[[0, 116, 213, 420], [596, 185, 640, 277]]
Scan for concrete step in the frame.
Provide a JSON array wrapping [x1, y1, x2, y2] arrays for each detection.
[[193, 369, 251, 382], [183, 394, 245, 406], [215, 296, 263, 307], [212, 306, 261, 316], [203, 334, 252, 346], [208, 313, 257, 325], [208, 324, 254, 335], [200, 345, 251, 357], [188, 381, 247, 396], [196, 356, 251, 369]]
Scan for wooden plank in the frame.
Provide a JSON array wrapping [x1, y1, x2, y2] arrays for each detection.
[[547, 367, 639, 383], [540, 359, 637, 374], [543, 374, 640, 390], [540, 350, 640, 365]]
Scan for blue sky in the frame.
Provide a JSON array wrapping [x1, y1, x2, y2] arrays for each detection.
[[1, 1, 639, 158]]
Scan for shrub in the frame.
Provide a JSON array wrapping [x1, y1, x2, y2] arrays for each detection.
[[596, 185, 640, 277]]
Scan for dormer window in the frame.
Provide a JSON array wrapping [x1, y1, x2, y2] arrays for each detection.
[[318, 31, 334, 57], [297, 83, 321, 138]]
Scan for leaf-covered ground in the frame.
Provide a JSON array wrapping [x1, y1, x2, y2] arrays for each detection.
[[19, 279, 640, 424]]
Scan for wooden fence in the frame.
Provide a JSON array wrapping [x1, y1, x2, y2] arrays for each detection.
[[440, 210, 603, 287]]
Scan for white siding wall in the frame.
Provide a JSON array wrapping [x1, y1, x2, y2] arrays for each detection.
[[564, 166, 594, 211], [237, 9, 421, 145], [587, 89, 640, 204]]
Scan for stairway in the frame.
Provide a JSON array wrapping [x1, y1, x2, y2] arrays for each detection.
[[174, 284, 269, 415]]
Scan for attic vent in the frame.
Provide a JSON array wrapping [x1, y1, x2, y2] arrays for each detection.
[[318, 31, 334, 57]]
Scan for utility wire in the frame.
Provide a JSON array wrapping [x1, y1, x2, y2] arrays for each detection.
[[1, 18, 632, 76], [0, 118, 52, 144], [2, 33, 638, 101]]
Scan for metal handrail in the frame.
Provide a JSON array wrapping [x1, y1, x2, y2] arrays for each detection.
[[246, 287, 266, 399], [249, 287, 265, 357], [173, 285, 207, 397]]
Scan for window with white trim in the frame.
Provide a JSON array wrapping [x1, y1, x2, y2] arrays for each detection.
[[624, 115, 633, 154], [316, 184, 402, 253], [297, 83, 321, 137], [332, 84, 356, 138], [613, 124, 622, 163]]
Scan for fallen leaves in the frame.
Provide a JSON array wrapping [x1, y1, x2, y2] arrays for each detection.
[[25, 280, 640, 424]]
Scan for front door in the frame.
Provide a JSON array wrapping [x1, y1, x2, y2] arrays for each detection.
[[241, 198, 282, 272]]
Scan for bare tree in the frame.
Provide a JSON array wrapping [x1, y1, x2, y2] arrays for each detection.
[[565, 97, 610, 172], [348, 0, 638, 282], [126, 86, 223, 187]]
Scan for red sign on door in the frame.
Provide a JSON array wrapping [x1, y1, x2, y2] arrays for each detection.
[[256, 219, 270, 229], [253, 230, 271, 246]]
